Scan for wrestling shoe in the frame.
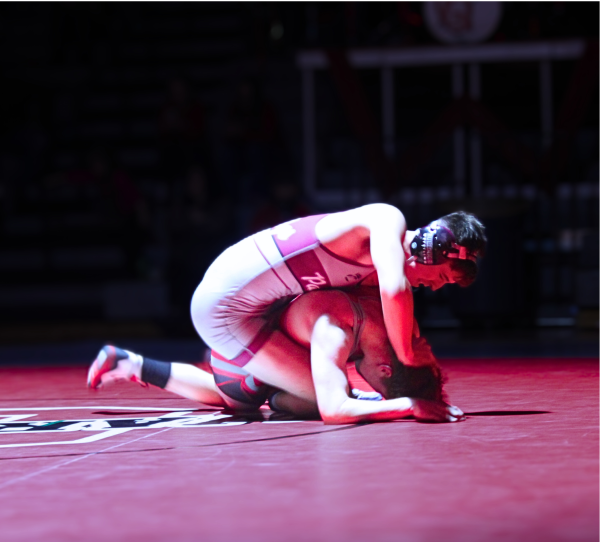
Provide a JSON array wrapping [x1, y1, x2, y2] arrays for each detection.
[[87, 345, 145, 389]]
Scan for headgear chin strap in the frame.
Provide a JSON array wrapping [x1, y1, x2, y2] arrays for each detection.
[[410, 221, 477, 265]]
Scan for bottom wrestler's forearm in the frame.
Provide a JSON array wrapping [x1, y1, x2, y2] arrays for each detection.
[[320, 396, 414, 424], [322, 397, 462, 425]]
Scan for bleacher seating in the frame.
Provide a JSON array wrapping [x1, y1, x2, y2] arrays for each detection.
[[0, 3, 279, 334]]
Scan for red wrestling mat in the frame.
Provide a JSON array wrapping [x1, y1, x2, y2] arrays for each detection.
[[0, 358, 597, 542]]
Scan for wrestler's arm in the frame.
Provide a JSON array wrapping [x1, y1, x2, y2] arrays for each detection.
[[310, 314, 459, 425], [363, 204, 418, 366]]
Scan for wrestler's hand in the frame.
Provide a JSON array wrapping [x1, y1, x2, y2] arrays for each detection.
[[410, 399, 465, 423]]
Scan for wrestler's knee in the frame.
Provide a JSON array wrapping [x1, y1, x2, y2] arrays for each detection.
[[210, 351, 271, 412], [215, 386, 260, 413]]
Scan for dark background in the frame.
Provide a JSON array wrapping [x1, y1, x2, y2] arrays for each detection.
[[0, 2, 597, 360]]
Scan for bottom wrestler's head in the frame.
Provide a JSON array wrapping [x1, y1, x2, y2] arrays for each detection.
[[355, 355, 446, 403]]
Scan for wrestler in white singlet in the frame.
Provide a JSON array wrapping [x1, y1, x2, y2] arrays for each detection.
[[191, 214, 374, 367]]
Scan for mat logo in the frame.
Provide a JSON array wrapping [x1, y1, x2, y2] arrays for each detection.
[[0, 408, 302, 449]]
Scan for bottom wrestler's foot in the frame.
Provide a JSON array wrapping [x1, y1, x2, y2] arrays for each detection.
[[87, 345, 144, 389]]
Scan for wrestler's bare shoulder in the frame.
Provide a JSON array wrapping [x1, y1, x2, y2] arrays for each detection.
[[280, 290, 355, 347]]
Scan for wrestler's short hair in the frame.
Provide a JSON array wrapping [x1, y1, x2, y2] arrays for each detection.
[[383, 358, 447, 403], [439, 211, 487, 287]]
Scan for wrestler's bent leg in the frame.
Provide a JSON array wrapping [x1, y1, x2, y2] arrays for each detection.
[[88, 345, 226, 407], [166, 363, 226, 407], [209, 347, 319, 416], [210, 350, 273, 411], [244, 330, 317, 404], [269, 391, 320, 418]]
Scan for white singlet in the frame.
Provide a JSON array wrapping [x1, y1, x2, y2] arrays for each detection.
[[191, 214, 375, 366]]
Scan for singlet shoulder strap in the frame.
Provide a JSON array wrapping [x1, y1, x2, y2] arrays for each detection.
[[335, 291, 366, 357]]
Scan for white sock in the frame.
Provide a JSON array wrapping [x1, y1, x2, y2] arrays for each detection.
[[99, 349, 144, 385], [123, 350, 144, 380]]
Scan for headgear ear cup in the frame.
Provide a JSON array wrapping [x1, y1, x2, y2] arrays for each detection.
[[410, 221, 477, 265]]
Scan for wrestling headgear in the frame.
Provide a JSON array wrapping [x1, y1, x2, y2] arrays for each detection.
[[410, 221, 477, 265]]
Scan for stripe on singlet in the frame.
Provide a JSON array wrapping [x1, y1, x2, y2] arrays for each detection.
[[253, 236, 293, 292], [271, 214, 375, 292], [271, 215, 331, 293], [228, 325, 273, 367], [284, 251, 331, 293]]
